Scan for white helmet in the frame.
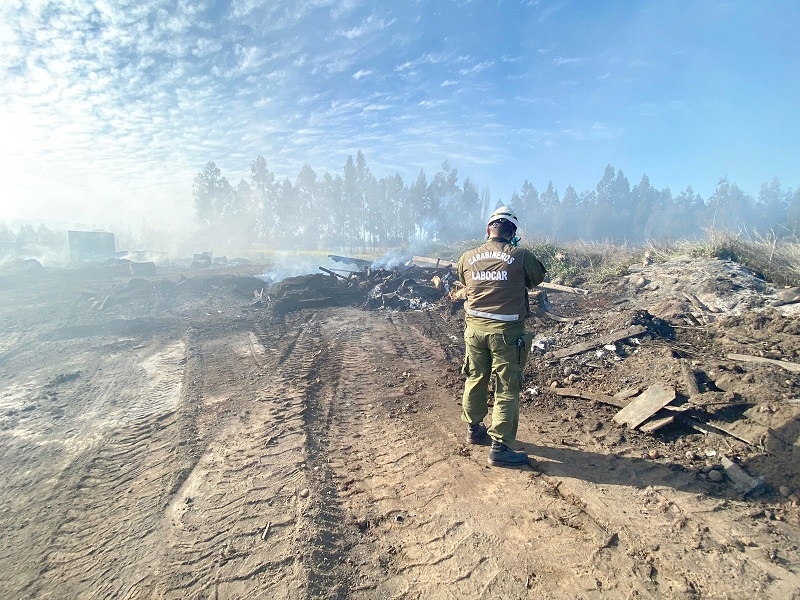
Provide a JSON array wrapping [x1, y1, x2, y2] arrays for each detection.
[[487, 206, 519, 229]]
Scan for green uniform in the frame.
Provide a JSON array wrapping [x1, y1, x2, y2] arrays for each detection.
[[457, 237, 546, 445]]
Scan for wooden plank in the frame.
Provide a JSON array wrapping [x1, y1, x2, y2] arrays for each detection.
[[680, 359, 700, 396], [328, 254, 373, 269], [614, 387, 641, 402], [553, 387, 627, 408], [543, 311, 574, 323], [411, 255, 455, 269], [536, 282, 589, 295], [318, 267, 349, 280], [678, 415, 784, 453], [613, 383, 676, 429], [726, 353, 800, 374], [550, 325, 648, 360], [639, 415, 675, 433]]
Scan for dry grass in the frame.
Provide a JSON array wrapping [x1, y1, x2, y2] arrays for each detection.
[[663, 230, 800, 288], [524, 231, 800, 288]]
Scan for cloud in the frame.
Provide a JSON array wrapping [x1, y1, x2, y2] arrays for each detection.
[[394, 52, 445, 72], [418, 99, 446, 108], [538, 1, 569, 24], [339, 14, 396, 39], [352, 68, 372, 79], [458, 60, 493, 76], [553, 56, 583, 66], [561, 122, 620, 141]]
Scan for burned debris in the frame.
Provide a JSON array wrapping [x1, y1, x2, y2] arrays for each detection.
[[261, 254, 459, 313]]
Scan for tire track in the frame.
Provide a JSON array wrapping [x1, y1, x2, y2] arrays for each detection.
[[133, 318, 318, 599], [306, 309, 656, 598], [304, 309, 507, 597]]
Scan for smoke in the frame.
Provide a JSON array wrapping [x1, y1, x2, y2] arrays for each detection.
[[260, 252, 359, 284], [370, 249, 410, 269]]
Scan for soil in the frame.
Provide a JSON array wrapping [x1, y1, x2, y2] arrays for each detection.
[[0, 256, 799, 599]]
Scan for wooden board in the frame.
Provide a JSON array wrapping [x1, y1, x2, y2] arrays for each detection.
[[536, 282, 589, 295], [613, 383, 676, 429], [550, 325, 648, 360], [553, 387, 627, 409], [639, 415, 675, 433], [411, 255, 455, 269], [680, 359, 700, 396], [727, 353, 800, 374]]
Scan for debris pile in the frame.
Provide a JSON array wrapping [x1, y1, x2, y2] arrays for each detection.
[[521, 257, 800, 497], [262, 254, 459, 313]]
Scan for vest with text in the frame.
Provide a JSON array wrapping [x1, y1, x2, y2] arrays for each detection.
[[463, 240, 527, 322]]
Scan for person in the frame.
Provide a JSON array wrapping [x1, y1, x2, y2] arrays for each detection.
[[457, 206, 546, 466]]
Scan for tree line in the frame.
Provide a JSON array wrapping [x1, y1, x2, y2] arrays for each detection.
[[193, 152, 799, 248]]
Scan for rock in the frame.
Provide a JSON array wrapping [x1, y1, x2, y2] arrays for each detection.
[[708, 469, 724, 483], [779, 486, 791, 497], [299, 488, 310, 498], [648, 449, 660, 459]]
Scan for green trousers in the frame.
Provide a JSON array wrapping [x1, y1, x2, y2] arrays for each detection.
[[461, 325, 532, 445]]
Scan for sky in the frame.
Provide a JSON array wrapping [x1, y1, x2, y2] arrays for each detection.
[[1, 0, 798, 232]]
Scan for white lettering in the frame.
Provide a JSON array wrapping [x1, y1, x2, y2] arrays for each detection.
[[470, 270, 509, 281], [467, 249, 516, 265]]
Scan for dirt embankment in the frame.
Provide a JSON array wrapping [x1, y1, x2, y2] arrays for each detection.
[[0, 258, 798, 599]]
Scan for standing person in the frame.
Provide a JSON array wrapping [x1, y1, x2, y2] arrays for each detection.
[[457, 206, 546, 466]]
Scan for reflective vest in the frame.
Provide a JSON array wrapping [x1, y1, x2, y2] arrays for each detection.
[[460, 240, 527, 321]]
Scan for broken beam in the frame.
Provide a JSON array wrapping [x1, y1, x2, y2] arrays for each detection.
[[319, 266, 349, 281]]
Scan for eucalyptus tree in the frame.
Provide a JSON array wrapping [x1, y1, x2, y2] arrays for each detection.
[[250, 156, 277, 241], [295, 164, 320, 246], [193, 161, 232, 227]]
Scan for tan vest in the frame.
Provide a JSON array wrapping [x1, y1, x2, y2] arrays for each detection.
[[462, 240, 527, 321]]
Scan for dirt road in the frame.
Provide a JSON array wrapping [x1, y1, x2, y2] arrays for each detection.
[[1, 266, 799, 599]]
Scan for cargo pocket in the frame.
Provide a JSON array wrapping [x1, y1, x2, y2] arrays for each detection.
[[461, 354, 472, 377]]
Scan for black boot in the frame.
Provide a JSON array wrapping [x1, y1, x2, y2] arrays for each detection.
[[488, 440, 528, 466], [467, 423, 488, 444]]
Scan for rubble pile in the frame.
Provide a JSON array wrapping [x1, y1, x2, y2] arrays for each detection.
[[516, 257, 800, 498], [262, 254, 458, 313]]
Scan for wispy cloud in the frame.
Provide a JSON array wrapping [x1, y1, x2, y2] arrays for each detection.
[[339, 14, 396, 39], [459, 60, 494, 76], [553, 56, 583, 66], [538, 1, 569, 24]]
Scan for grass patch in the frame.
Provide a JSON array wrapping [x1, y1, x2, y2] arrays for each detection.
[[658, 230, 800, 287]]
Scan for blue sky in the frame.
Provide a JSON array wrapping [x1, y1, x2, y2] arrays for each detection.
[[1, 0, 797, 231]]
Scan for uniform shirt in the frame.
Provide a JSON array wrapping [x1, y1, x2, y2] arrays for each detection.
[[457, 236, 546, 333]]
